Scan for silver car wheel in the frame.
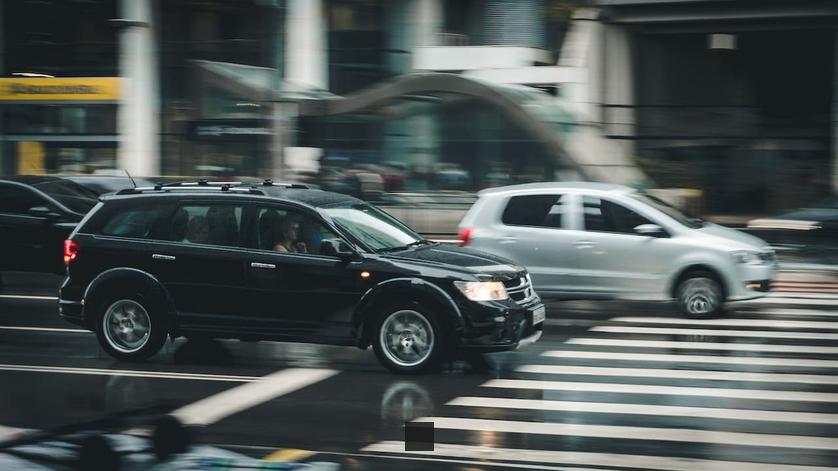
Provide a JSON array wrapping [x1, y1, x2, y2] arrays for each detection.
[[379, 310, 435, 368], [679, 277, 721, 316], [102, 299, 151, 354]]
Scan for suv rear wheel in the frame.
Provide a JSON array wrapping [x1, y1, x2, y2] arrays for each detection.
[[96, 294, 166, 361], [373, 302, 444, 374], [676, 272, 723, 318]]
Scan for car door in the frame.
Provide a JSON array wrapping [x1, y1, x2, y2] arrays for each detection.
[[488, 193, 582, 297], [149, 200, 250, 331], [244, 204, 364, 340], [574, 195, 677, 298], [0, 182, 71, 273]]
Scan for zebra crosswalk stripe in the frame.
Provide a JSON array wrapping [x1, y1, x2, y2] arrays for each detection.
[[482, 378, 838, 402], [411, 416, 838, 450], [590, 325, 838, 340], [515, 364, 838, 385], [565, 338, 838, 354], [362, 442, 838, 471], [610, 317, 838, 329], [447, 396, 838, 424], [542, 350, 838, 368]]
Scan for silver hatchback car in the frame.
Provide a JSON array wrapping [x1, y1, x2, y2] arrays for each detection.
[[458, 182, 777, 317]]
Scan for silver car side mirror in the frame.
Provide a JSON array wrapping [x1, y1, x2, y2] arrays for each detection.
[[634, 223, 667, 237]]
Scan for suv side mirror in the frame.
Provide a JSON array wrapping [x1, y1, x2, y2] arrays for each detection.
[[634, 223, 667, 237], [28, 205, 60, 219], [320, 238, 356, 260]]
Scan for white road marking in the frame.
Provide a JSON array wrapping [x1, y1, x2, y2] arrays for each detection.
[[543, 350, 838, 368], [760, 309, 838, 317], [483, 379, 838, 402], [591, 325, 838, 340], [411, 416, 838, 450], [172, 368, 338, 426], [0, 326, 89, 334], [566, 338, 838, 354], [516, 364, 838, 385], [0, 363, 259, 382], [362, 441, 838, 471], [0, 294, 58, 301], [746, 297, 838, 306], [448, 396, 838, 424], [610, 317, 838, 330]]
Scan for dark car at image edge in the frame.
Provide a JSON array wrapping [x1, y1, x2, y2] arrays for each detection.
[[0, 175, 99, 276], [58, 181, 543, 373]]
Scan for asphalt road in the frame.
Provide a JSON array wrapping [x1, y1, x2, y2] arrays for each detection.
[[1, 272, 837, 470]]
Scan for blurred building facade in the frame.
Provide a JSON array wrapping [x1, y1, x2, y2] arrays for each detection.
[[0, 0, 836, 213]]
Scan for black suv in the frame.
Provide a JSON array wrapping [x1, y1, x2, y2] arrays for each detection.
[[58, 181, 544, 372]]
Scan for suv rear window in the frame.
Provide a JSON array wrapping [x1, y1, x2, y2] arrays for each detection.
[[501, 194, 568, 228]]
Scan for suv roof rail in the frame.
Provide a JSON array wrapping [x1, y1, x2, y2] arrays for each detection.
[[114, 179, 308, 195]]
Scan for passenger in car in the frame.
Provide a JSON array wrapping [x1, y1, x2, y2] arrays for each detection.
[[185, 216, 209, 244], [273, 217, 307, 254]]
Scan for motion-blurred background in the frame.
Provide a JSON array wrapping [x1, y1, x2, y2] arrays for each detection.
[[1, 0, 836, 246]]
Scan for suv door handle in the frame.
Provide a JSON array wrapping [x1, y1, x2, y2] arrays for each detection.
[[573, 240, 595, 249], [499, 236, 518, 244], [250, 262, 276, 269], [152, 254, 176, 261]]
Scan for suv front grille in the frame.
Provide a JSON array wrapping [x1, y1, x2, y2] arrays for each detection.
[[505, 274, 536, 305]]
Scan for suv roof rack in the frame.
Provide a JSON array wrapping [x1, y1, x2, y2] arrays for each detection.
[[115, 179, 308, 195]]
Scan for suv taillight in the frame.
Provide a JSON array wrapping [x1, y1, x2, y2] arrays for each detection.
[[458, 228, 474, 246], [64, 240, 79, 265]]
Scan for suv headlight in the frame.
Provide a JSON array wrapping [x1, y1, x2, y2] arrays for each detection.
[[453, 281, 509, 301], [731, 250, 765, 265]]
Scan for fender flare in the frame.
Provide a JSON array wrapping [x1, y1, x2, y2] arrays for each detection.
[[82, 267, 177, 328], [352, 277, 464, 348]]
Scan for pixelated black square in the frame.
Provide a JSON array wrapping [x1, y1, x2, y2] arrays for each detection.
[[404, 421, 433, 451]]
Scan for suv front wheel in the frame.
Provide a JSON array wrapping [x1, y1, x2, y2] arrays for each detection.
[[676, 272, 723, 318], [96, 294, 166, 361], [373, 303, 444, 374]]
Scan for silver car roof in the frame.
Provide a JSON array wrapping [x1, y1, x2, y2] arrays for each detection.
[[478, 181, 635, 197]]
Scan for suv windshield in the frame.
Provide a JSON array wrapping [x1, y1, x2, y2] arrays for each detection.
[[33, 180, 98, 214], [322, 202, 424, 252], [631, 192, 703, 229]]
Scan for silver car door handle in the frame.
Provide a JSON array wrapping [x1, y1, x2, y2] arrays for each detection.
[[250, 262, 276, 269], [152, 254, 176, 261], [499, 236, 518, 244], [573, 240, 595, 248]]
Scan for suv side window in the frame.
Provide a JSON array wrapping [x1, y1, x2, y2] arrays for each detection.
[[583, 196, 653, 234], [167, 204, 244, 247], [256, 207, 339, 256], [502, 194, 568, 228], [0, 184, 45, 215], [99, 205, 167, 239]]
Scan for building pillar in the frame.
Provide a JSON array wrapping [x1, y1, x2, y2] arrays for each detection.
[[412, 0, 442, 48], [0, 0, 5, 173], [285, 0, 327, 90], [833, 30, 838, 192], [602, 24, 636, 157], [117, 0, 159, 176]]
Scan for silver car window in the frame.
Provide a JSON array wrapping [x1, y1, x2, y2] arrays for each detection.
[[583, 196, 654, 234], [501, 194, 569, 229]]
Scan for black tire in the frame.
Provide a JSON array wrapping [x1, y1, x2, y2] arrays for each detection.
[[372, 301, 446, 374], [94, 291, 167, 361], [676, 271, 724, 318]]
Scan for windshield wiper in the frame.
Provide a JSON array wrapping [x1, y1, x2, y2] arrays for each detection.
[[378, 239, 435, 253]]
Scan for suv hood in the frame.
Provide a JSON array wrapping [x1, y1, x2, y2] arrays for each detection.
[[380, 243, 524, 279], [695, 222, 769, 250]]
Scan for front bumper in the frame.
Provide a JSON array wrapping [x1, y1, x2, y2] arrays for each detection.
[[728, 262, 778, 301], [458, 297, 545, 352]]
